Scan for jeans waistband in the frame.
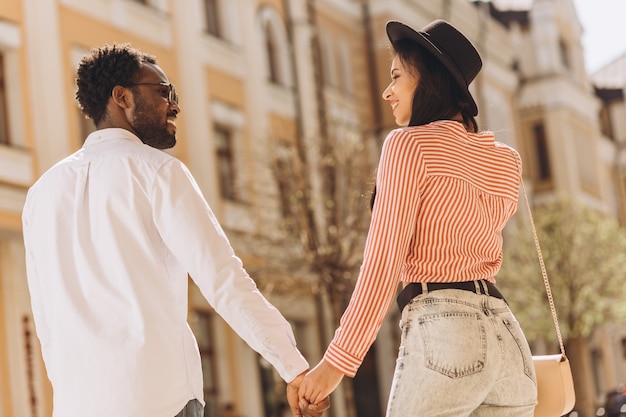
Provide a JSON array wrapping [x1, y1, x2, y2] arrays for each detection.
[[396, 280, 506, 312]]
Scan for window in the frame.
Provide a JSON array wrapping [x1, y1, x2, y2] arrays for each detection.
[[203, 0, 221, 37], [0, 53, 9, 145], [192, 311, 219, 417], [264, 23, 280, 84], [214, 125, 237, 201], [258, 6, 292, 88], [532, 123, 551, 182], [559, 38, 570, 71], [273, 149, 296, 219], [599, 103, 615, 140]]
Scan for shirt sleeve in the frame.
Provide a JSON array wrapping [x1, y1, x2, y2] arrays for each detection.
[[324, 129, 426, 376], [22, 189, 51, 350], [150, 159, 309, 382]]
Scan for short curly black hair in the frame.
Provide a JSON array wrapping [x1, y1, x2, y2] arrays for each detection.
[[75, 44, 156, 125]]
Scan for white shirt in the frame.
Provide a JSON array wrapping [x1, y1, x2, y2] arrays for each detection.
[[22, 128, 308, 417]]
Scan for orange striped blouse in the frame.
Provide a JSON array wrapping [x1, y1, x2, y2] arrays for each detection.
[[324, 120, 522, 377]]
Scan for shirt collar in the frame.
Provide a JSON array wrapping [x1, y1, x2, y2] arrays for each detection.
[[433, 120, 495, 146], [84, 128, 143, 147]]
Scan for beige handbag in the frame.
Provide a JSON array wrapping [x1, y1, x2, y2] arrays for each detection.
[[520, 179, 576, 417]]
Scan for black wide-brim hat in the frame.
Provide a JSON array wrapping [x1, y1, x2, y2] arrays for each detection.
[[386, 19, 482, 116]]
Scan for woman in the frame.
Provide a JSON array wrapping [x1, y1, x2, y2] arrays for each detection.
[[298, 19, 537, 416]]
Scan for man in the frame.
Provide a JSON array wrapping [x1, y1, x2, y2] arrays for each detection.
[[22, 44, 326, 417]]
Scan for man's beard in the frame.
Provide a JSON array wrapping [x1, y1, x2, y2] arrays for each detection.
[[131, 100, 176, 150]]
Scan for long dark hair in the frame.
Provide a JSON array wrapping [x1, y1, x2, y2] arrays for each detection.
[[370, 39, 478, 209]]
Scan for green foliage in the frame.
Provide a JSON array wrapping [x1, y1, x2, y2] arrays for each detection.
[[498, 198, 626, 347]]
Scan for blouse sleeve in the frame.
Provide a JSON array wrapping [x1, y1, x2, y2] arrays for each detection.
[[323, 129, 427, 376]]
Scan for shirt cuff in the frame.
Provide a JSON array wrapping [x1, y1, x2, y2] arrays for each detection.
[[323, 342, 362, 378], [278, 348, 310, 383]]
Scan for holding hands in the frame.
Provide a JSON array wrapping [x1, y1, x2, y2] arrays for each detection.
[[286, 360, 344, 416]]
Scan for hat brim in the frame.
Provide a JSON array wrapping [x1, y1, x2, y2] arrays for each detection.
[[386, 21, 478, 117]]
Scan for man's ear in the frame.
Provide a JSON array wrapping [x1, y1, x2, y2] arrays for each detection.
[[111, 85, 132, 109]]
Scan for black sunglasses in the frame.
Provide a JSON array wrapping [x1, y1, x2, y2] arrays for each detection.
[[127, 82, 178, 105]]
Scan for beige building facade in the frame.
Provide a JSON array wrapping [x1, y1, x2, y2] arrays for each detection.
[[1, 0, 625, 416]]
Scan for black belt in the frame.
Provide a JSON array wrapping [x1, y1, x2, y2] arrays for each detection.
[[397, 280, 506, 312]]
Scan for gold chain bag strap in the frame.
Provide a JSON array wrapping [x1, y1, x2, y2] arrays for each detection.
[[519, 178, 576, 417]]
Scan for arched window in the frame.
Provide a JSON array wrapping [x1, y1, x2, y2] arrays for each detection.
[[264, 22, 280, 84], [257, 6, 293, 87]]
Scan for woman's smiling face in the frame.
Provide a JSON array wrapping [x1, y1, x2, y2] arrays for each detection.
[[381, 56, 419, 126]]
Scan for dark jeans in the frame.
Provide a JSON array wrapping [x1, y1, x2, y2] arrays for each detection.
[[175, 399, 204, 417]]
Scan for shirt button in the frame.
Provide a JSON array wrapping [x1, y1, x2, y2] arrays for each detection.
[[286, 365, 292, 371]]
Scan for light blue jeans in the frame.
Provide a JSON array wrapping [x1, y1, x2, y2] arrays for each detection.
[[386, 288, 537, 417], [175, 399, 204, 417]]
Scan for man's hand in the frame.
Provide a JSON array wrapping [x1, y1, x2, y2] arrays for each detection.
[[287, 372, 330, 417], [300, 397, 330, 417], [287, 373, 305, 417]]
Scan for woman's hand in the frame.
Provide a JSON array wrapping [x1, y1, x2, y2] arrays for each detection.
[[298, 360, 344, 406], [286, 371, 331, 417]]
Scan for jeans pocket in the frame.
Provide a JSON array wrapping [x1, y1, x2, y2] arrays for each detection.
[[418, 311, 486, 378], [502, 316, 536, 381]]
